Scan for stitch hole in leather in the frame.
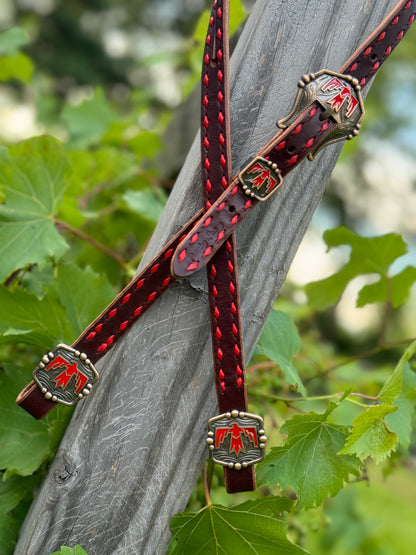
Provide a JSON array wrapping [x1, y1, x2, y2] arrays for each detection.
[[287, 144, 296, 153], [228, 205, 236, 212], [370, 52, 378, 62]]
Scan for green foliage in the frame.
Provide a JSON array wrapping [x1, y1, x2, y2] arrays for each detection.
[[49, 547, 88, 555], [62, 89, 116, 149], [0, 27, 33, 83], [256, 309, 305, 396], [257, 401, 362, 508], [0, 137, 70, 283], [305, 226, 416, 309], [169, 497, 307, 555]]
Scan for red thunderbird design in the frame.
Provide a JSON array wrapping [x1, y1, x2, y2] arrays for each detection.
[[215, 423, 258, 456], [321, 77, 359, 118], [45, 356, 89, 395], [244, 162, 279, 196]]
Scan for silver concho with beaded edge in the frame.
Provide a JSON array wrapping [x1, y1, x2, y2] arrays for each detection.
[[206, 410, 267, 470], [278, 69, 365, 159], [33, 343, 99, 406]]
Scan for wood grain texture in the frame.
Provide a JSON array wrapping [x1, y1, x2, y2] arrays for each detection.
[[15, 1, 401, 553]]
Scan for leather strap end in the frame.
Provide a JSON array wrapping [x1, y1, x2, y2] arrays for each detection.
[[224, 466, 256, 493], [16, 381, 56, 420]]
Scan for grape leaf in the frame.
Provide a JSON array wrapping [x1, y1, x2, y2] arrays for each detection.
[[339, 404, 398, 463], [49, 547, 88, 555], [168, 497, 308, 555], [305, 227, 412, 310], [377, 341, 416, 448], [52, 265, 115, 340], [257, 402, 362, 508], [0, 285, 70, 347], [0, 365, 50, 476], [0, 136, 70, 283], [256, 310, 306, 396], [62, 88, 114, 148], [378, 340, 416, 405], [357, 266, 416, 308]]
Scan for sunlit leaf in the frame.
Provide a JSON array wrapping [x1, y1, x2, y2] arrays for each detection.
[[305, 227, 412, 310], [0, 53, 33, 83], [49, 546, 89, 555], [257, 402, 362, 508], [339, 404, 398, 463]]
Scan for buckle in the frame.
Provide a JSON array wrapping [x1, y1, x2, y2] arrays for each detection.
[[206, 410, 267, 470], [278, 69, 365, 159], [239, 156, 283, 201], [33, 343, 99, 406]]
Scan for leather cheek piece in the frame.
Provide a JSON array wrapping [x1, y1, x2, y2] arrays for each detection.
[[201, 0, 255, 491]]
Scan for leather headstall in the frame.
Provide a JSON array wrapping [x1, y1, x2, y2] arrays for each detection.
[[16, 0, 416, 493]]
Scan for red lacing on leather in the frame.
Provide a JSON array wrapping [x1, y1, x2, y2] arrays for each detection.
[[348, 0, 415, 85]]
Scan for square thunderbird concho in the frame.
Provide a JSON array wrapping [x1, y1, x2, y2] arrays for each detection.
[[206, 410, 267, 470], [33, 343, 99, 406]]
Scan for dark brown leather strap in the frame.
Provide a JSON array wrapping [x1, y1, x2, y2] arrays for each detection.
[[201, 0, 255, 493], [171, 0, 416, 278], [16, 213, 202, 418], [17, 0, 415, 435]]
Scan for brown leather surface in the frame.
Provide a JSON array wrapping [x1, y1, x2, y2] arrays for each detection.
[[171, 0, 416, 278], [201, 0, 255, 492]]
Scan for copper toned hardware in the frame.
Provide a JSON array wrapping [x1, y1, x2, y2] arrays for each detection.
[[278, 69, 364, 159], [239, 156, 283, 201], [206, 410, 267, 469], [32, 343, 99, 406]]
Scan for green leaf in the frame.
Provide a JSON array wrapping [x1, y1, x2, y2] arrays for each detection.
[[384, 361, 416, 449], [0, 53, 34, 83], [62, 88, 115, 148], [358, 266, 416, 308], [0, 473, 39, 515], [256, 310, 305, 395], [49, 546, 89, 555], [305, 227, 411, 310], [0, 136, 70, 283], [0, 286, 70, 347], [168, 497, 307, 555], [123, 188, 167, 223], [229, 0, 247, 35], [0, 365, 50, 476], [391, 266, 416, 308], [339, 404, 398, 463], [0, 27, 29, 56], [378, 340, 416, 405], [52, 265, 115, 339], [257, 402, 362, 508]]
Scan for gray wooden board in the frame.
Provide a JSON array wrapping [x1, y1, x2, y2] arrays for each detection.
[[15, 1, 401, 553]]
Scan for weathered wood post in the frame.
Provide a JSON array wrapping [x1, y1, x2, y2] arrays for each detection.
[[15, 1, 399, 553]]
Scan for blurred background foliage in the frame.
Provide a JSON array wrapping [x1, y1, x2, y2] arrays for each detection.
[[0, 1, 415, 554]]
